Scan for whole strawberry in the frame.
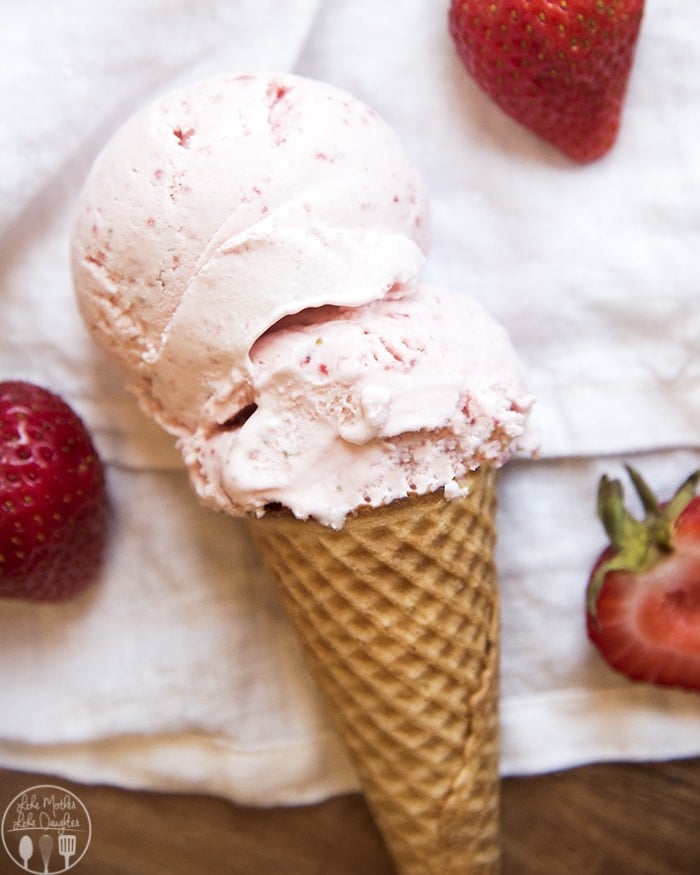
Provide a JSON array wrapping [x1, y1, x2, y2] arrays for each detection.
[[586, 466, 700, 692], [0, 381, 107, 601], [448, 0, 645, 163]]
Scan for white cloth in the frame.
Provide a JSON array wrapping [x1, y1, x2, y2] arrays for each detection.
[[0, 0, 699, 806]]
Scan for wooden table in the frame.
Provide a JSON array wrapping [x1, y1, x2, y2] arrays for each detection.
[[0, 759, 698, 873]]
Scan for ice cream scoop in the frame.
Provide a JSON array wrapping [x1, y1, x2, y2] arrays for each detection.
[[72, 72, 429, 434], [187, 284, 531, 527], [72, 72, 532, 525]]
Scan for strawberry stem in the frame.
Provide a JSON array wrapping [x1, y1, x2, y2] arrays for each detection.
[[587, 466, 700, 622], [624, 464, 660, 517]]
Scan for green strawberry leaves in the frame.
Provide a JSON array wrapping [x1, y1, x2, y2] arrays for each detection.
[[587, 466, 700, 622]]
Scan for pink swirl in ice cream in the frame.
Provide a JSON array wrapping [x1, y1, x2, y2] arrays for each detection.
[[72, 72, 534, 527]]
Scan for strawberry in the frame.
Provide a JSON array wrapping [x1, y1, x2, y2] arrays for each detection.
[[448, 0, 645, 163], [0, 381, 107, 601], [586, 466, 700, 692]]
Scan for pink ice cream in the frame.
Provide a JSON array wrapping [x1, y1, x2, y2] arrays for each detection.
[[72, 73, 428, 430], [190, 285, 531, 527], [72, 72, 534, 527]]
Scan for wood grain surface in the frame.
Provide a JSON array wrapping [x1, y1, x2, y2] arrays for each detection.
[[0, 759, 698, 874]]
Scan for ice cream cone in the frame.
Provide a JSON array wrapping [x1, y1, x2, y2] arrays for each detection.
[[70, 71, 533, 873], [247, 466, 501, 874]]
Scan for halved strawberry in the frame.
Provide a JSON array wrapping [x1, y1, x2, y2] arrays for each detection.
[[586, 466, 700, 692], [0, 381, 107, 601]]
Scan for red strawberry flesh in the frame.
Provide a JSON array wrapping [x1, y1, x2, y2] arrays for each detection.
[[587, 467, 700, 692]]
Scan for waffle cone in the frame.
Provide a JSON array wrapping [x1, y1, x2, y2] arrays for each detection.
[[246, 466, 501, 874]]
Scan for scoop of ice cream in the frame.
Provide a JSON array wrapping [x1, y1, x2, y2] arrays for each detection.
[[72, 72, 429, 432], [72, 72, 533, 526], [183, 285, 533, 527]]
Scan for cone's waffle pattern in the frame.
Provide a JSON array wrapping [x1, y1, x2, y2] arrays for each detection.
[[247, 467, 500, 874]]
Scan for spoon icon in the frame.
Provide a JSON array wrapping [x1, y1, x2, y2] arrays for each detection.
[[18, 834, 33, 870]]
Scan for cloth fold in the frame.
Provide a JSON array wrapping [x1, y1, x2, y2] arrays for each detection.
[[0, 0, 699, 806]]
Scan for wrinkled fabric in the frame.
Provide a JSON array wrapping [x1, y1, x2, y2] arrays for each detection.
[[0, 0, 698, 804]]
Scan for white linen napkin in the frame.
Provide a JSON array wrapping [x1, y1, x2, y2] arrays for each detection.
[[0, 0, 698, 805]]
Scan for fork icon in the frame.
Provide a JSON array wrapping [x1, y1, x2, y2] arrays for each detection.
[[57, 834, 76, 868]]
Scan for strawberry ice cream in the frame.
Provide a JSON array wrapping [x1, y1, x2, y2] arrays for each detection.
[[72, 73, 428, 429], [188, 284, 531, 527], [72, 72, 533, 526]]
